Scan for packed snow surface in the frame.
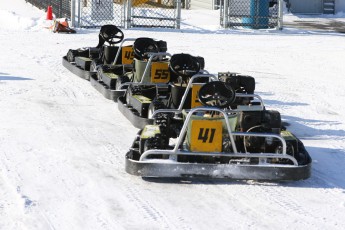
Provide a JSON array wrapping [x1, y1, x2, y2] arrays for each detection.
[[1, 0, 345, 229]]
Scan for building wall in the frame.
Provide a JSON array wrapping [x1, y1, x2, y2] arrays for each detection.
[[335, 0, 345, 13], [289, 0, 322, 14]]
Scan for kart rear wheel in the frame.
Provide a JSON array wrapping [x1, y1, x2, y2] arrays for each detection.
[[90, 58, 102, 72], [148, 99, 166, 119]]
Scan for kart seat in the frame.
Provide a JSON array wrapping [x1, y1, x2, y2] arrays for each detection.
[[183, 110, 238, 152]]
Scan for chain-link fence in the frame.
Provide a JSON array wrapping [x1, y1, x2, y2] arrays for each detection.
[[25, 0, 71, 18], [76, 0, 124, 27], [220, 0, 282, 29], [128, 0, 180, 28], [25, 0, 181, 29], [72, 0, 181, 28]]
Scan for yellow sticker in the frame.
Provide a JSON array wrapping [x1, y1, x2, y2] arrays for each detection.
[[191, 83, 203, 108], [190, 120, 223, 152], [150, 62, 170, 83], [121, 46, 134, 64]]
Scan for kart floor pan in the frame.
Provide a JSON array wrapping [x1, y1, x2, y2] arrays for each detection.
[[90, 73, 125, 101], [75, 56, 92, 70], [125, 157, 311, 181], [62, 56, 91, 80], [118, 96, 154, 129]]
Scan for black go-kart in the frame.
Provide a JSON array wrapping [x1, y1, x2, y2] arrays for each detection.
[[125, 80, 312, 181], [62, 25, 125, 80], [90, 37, 168, 101], [117, 54, 254, 130], [117, 53, 209, 129]]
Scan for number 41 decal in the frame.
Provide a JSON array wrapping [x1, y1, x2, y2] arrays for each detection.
[[198, 128, 216, 143], [190, 120, 222, 152]]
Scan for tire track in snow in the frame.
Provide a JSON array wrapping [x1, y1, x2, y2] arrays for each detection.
[[248, 183, 323, 229], [0, 94, 120, 230], [0, 155, 56, 230], [101, 143, 192, 230], [103, 143, 124, 170], [17, 48, 96, 102], [202, 180, 276, 228], [0, 173, 23, 228], [125, 186, 174, 229], [201, 179, 339, 229], [92, 136, 132, 176]]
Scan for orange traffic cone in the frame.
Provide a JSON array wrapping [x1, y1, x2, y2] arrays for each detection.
[[46, 5, 53, 20]]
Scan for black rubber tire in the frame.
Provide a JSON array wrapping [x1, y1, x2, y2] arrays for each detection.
[[90, 58, 102, 72], [148, 99, 166, 119]]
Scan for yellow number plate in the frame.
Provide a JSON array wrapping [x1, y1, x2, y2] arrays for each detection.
[[121, 46, 134, 64], [151, 62, 170, 83], [190, 120, 223, 152], [191, 83, 203, 108]]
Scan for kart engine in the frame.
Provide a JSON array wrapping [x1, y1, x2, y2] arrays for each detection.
[[218, 72, 255, 106], [237, 110, 283, 153]]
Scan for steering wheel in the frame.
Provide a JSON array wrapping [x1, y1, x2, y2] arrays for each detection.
[[133, 38, 159, 60], [169, 53, 201, 79], [99, 25, 124, 46], [198, 81, 236, 108]]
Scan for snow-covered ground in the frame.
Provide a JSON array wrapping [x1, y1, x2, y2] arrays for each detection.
[[1, 0, 345, 229]]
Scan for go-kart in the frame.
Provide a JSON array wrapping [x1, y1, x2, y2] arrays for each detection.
[[117, 53, 208, 129], [125, 81, 312, 181], [62, 24, 125, 80], [89, 37, 168, 101]]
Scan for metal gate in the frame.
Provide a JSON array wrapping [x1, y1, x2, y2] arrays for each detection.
[[125, 0, 181, 28], [75, 0, 125, 27], [72, 0, 181, 28], [220, 0, 283, 29]]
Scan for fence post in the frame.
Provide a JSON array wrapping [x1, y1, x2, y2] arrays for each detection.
[[223, 0, 228, 28], [277, 0, 283, 30], [77, 0, 81, 27], [125, 0, 132, 29], [71, 0, 76, 27], [185, 0, 190, 9], [176, 0, 181, 29]]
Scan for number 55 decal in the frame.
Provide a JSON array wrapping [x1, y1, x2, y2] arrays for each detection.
[[151, 62, 170, 83], [190, 120, 222, 152], [154, 69, 169, 80]]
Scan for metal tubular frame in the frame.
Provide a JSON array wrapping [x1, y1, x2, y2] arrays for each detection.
[[140, 107, 294, 164]]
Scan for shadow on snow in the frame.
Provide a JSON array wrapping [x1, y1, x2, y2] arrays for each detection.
[[0, 73, 33, 81]]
